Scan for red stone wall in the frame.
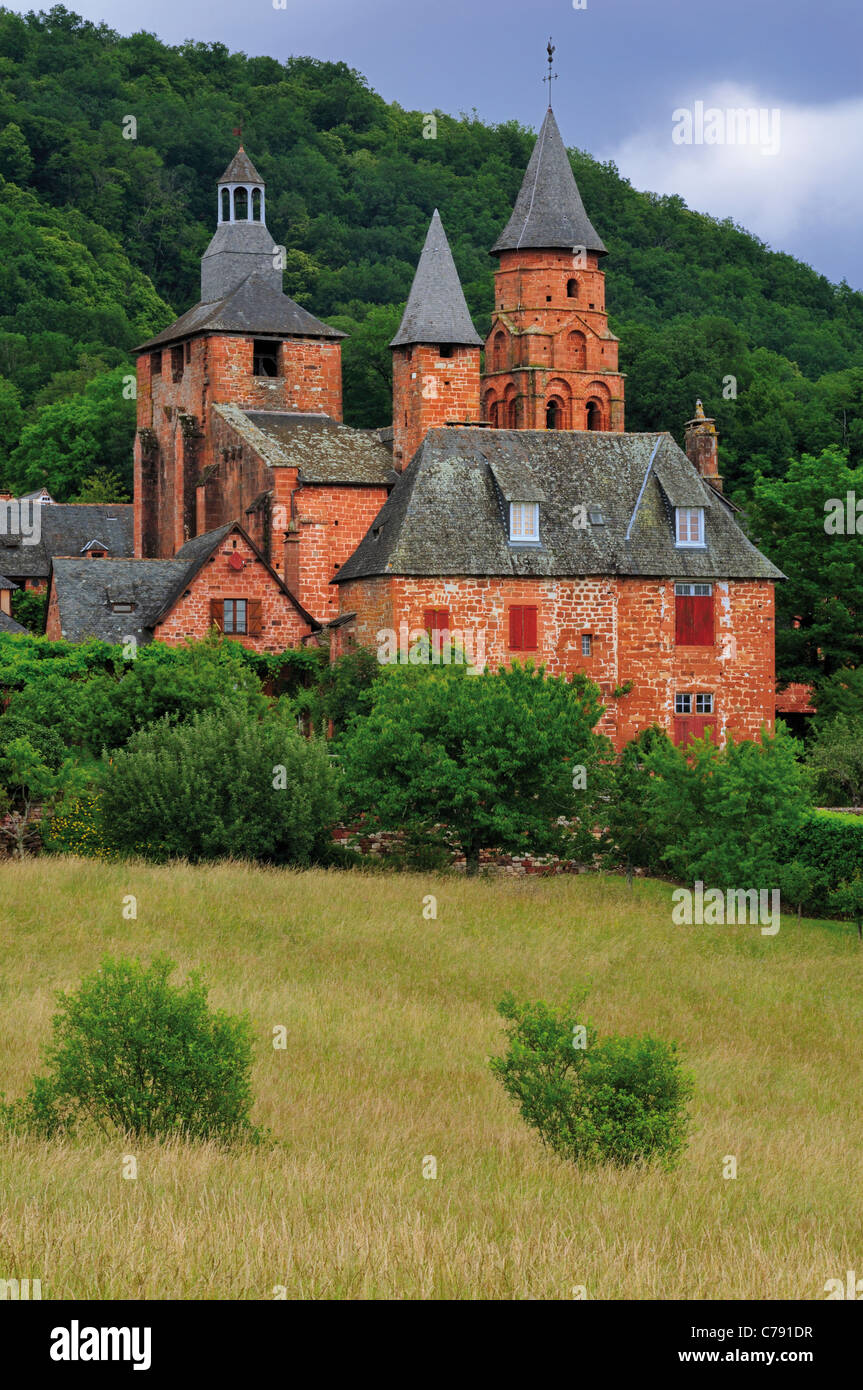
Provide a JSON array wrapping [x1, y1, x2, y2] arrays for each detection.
[[336, 574, 776, 750], [392, 344, 480, 469], [482, 248, 624, 431], [44, 576, 61, 640], [134, 332, 342, 558], [155, 529, 312, 652]]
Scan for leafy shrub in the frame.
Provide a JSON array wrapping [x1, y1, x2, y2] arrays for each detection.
[[3, 955, 260, 1143], [644, 726, 808, 887], [490, 992, 693, 1170], [788, 812, 863, 892], [45, 789, 118, 860], [99, 706, 340, 863]]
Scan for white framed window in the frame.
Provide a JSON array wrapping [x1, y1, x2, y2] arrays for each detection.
[[695, 693, 714, 714], [581, 633, 592, 656], [675, 507, 705, 547], [509, 501, 540, 544], [674, 582, 712, 596], [675, 693, 692, 715]]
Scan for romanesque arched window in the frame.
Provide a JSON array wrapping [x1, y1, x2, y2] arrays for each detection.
[[251, 187, 262, 222], [233, 186, 248, 220], [546, 398, 564, 430], [567, 278, 578, 299], [586, 399, 603, 431], [493, 330, 507, 371]]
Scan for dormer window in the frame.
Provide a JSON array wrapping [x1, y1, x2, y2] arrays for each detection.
[[675, 507, 705, 547], [509, 501, 540, 544]]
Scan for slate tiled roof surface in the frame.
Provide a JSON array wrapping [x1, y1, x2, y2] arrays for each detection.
[[215, 407, 398, 486], [491, 108, 607, 255], [390, 210, 483, 348], [50, 558, 191, 646], [135, 274, 344, 351], [0, 611, 27, 634], [0, 504, 134, 580], [335, 427, 784, 583], [218, 147, 264, 185]]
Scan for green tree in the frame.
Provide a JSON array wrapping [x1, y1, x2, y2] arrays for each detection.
[[0, 122, 34, 182], [644, 726, 809, 887], [99, 705, 340, 863], [6, 367, 136, 499], [806, 715, 863, 808], [339, 663, 611, 872]]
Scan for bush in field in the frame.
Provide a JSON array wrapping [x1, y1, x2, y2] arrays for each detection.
[[4, 955, 260, 1142], [490, 993, 694, 1170], [98, 706, 340, 863]]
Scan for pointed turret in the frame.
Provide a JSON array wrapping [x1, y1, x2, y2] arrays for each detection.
[[391, 210, 482, 348], [491, 108, 606, 255], [390, 210, 481, 469]]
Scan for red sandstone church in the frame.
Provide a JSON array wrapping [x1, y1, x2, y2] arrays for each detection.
[[46, 109, 783, 749]]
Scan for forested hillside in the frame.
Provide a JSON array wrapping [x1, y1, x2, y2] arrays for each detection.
[[1, 6, 862, 685]]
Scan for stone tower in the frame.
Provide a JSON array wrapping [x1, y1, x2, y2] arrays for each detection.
[[390, 209, 482, 470], [481, 108, 624, 432], [133, 148, 345, 557]]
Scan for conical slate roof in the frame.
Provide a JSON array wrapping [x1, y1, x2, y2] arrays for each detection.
[[491, 108, 606, 255], [218, 147, 264, 185], [390, 210, 483, 348]]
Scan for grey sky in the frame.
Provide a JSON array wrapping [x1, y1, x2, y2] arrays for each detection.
[[15, 0, 863, 286]]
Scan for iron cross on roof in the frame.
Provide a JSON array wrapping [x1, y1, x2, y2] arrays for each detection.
[[543, 38, 558, 106]]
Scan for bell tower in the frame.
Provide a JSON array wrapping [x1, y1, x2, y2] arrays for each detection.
[[481, 63, 624, 433]]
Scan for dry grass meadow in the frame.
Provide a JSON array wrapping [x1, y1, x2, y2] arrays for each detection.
[[0, 856, 860, 1300]]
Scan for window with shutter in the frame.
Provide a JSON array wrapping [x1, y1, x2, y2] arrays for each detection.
[[508, 605, 538, 651], [209, 598, 224, 633], [223, 599, 247, 635], [675, 582, 714, 646]]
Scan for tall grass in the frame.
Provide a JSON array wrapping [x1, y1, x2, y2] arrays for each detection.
[[0, 858, 859, 1299]]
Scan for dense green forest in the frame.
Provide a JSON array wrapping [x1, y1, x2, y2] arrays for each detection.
[[1, 6, 862, 686]]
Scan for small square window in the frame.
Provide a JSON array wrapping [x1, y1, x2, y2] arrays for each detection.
[[675, 508, 705, 547], [581, 633, 592, 656], [509, 501, 540, 544], [675, 693, 692, 715], [695, 693, 714, 714]]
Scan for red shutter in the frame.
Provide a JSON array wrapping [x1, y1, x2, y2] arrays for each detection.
[[509, 606, 523, 650], [247, 599, 262, 637], [423, 608, 450, 632], [676, 594, 714, 646], [673, 717, 692, 747], [209, 598, 224, 632], [523, 606, 538, 650], [691, 595, 714, 645], [675, 595, 694, 645]]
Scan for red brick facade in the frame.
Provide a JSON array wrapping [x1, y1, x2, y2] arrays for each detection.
[[481, 250, 624, 432], [154, 529, 312, 652], [391, 344, 481, 469], [134, 333, 342, 559], [336, 574, 775, 751]]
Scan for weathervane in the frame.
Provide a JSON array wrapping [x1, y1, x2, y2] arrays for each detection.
[[544, 38, 557, 106]]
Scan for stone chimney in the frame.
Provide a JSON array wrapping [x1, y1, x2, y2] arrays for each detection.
[[684, 399, 722, 492]]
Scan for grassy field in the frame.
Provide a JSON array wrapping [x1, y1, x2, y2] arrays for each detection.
[[0, 857, 860, 1300]]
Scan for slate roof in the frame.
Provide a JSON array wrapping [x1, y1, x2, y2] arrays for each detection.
[[334, 428, 784, 583], [0, 503, 133, 580], [491, 108, 607, 256], [218, 147, 264, 185], [0, 611, 27, 635], [390, 210, 483, 348], [49, 522, 319, 645], [0, 574, 18, 589], [135, 274, 344, 351], [213, 406, 398, 486]]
